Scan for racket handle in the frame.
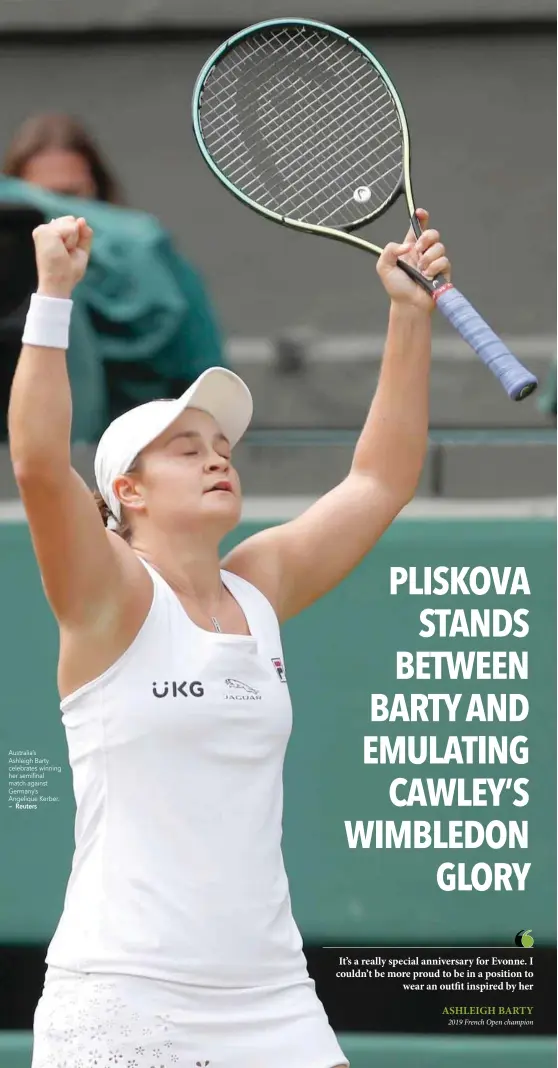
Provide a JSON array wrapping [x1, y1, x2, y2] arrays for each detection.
[[433, 285, 538, 401]]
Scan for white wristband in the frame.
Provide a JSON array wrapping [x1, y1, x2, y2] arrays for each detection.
[[22, 292, 74, 350]]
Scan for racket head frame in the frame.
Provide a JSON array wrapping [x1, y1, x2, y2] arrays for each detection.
[[192, 16, 419, 257], [192, 19, 538, 402]]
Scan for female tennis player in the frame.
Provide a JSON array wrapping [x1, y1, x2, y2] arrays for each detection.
[[10, 211, 450, 1068]]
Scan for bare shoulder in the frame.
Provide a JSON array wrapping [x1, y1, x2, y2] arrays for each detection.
[[58, 533, 153, 700], [106, 530, 151, 585], [87, 530, 153, 629], [221, 526, 283, 616]]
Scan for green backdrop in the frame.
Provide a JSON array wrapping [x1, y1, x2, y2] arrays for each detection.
[[1, 1032, 556, 1068], [2, 518, 556, 946]]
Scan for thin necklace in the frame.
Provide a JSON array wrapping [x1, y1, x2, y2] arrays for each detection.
[[141, 556, 224, 633], [193, 578, 226, 633], [194, 584, 225, 632]]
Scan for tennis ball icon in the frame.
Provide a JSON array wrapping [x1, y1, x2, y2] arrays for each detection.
[[515, 929, 534, 948], [354, 186, 371, 203]]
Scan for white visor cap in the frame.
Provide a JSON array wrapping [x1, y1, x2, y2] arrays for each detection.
[[94, 367, 253, 525]]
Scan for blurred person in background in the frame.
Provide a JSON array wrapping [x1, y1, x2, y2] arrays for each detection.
[[2, 112, 124, 203], [1, 113, 227, 428]]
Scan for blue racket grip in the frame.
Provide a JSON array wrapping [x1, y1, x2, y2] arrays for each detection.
[[433, 285, 538, 401]]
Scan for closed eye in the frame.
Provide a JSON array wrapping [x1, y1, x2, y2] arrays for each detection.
[[183, 450, 231, 462]]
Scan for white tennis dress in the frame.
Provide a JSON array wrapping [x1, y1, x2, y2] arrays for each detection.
[[32, 557, 349, 1068]]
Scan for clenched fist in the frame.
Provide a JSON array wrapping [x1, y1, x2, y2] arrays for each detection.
[[33, 215, 93, 299], [376, 208, 451, 313]]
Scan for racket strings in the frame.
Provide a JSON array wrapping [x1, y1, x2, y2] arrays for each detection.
[[201, 33, 372, 214], [254, 66, 394, 218], [199, 24, 404, 228], [205, 29, 399, 220]]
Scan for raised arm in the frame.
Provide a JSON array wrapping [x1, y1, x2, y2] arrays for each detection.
[[223, 210, 451, 621], [8, 216, 135, 631]]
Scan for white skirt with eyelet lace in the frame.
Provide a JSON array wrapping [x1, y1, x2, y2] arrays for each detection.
[[31, 966, 350, 1068]]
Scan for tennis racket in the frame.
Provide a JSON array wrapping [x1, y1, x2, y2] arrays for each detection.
[[192, 18, 537, 401]]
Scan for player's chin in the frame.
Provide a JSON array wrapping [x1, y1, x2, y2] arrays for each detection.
[[203, 489, 241, 513]]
